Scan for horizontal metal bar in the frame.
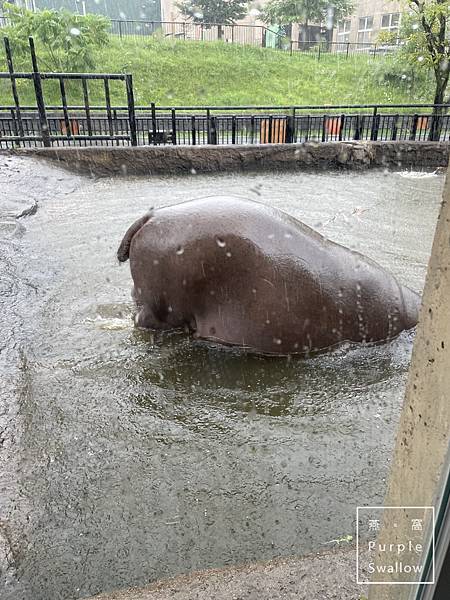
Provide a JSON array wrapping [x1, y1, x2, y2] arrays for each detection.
[[0, 73, 127, 80], [27, 103, 427, 112], [144, 104, 450, 111], [0, 104, 447, 112], [109, 19, 264, 30], [0, 134, 131, 141], [48, 135, 131, 140]]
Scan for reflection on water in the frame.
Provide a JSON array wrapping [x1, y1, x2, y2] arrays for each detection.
[[0, 158, 443, 600]]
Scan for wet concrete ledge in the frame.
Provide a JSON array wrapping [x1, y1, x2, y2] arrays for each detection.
[[86, 545, 368, 600], [10, 141, 450, 177]]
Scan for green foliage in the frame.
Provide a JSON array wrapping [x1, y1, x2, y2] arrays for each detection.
[[394, 1, 450, 107], [371, 53, 432, 99], [1, 2, 110, 72], [176, 0, 248, 24], [262, 0, 353, 26]]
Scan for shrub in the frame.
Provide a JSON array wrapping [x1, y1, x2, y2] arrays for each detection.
[[1, 2, 110, 72]]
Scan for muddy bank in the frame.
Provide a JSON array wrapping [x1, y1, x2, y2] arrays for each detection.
[[9, 141, 450, 177], [86, 545, 367, 600]]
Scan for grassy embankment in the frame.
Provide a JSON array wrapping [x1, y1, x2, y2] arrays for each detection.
[[0, 36, 433, 107]]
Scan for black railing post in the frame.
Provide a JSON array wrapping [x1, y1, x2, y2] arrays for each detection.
[[339, 114, 345, 141], [286, 108, 295, 143], [346, 42, 350, 58], [290, 40, 293, 56], [321, 115, 326, 142], [118, 20, 123, 39], [354, 115, 361, 140], [29, 37, 50, 147], [4, 37, 24, 139], [206, 108, 211, 143], [410, 114, 419, 141], [210, 115, 217, 144], [151, 102, 157, 145], [82, 79, 92, 137], [191, 115, 196, 145], [171, 108, 177, 145], [370, 106, 379, 141], [250, 115, 255, 144], [183, 21, 186, 40], [268, 115, 273, 143], [429, 107, 444, 141], [305, 115, 310, 142], [391, 114, 399, 141], [231, 115, 236, 144], [59, 76, 71, 139], [103, 77, 114, 138], [125, 74, 137, 146], [231, 25, 235, 43]]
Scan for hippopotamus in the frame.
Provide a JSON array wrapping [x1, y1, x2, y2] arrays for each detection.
[[118, 196, 420, 356]]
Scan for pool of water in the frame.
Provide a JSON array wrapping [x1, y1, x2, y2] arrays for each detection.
[[0, 157, 443, 600]]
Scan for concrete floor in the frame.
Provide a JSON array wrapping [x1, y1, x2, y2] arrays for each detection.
[[87, 545, 368, 600]]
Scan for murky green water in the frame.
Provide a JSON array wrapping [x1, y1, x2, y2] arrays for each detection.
[[0, 157, 443, 600]]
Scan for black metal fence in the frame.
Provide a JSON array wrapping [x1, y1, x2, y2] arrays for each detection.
[[290, 40, 398, 58], [110, 19, 268, 47], [0, 36, 137, 147], [108, 19, 394, 58], [0, 36, 448, 148]]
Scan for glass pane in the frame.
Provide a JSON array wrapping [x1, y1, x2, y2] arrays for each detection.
[[2, 5, 450, 600]]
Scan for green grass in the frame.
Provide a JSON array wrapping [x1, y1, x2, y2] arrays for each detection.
[[0, 37, 434, 107]]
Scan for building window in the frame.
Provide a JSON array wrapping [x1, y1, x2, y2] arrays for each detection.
[[357, 16, 373, 44], [381, 12, 400, 31], [337, 19, 351, 43]]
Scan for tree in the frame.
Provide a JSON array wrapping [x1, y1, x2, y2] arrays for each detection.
[[176, 0, 248, 39], [386, 1, 450, 140], [262, 0, 353, 40], [2, 2, 110, 72]]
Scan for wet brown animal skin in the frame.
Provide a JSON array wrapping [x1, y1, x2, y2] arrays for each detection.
[[118, 196, 420, 356]]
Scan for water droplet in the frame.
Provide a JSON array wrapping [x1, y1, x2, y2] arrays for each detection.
[[176, 246, 184, 255], [216, 238, 226, 247]]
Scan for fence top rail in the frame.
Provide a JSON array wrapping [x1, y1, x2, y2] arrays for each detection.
[[0, 103, 447, 112], [293, 41, 390, 47], [109, 19, 266, 29], [0, 72, 128, 80], [151, 103, 450, 111]]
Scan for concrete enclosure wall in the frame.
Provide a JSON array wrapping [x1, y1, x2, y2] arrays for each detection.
[[11, 141, 450, 177]]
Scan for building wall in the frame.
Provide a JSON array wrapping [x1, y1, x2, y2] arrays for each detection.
[[334, 0, 403, 45], [16, 0, 161, 21]]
